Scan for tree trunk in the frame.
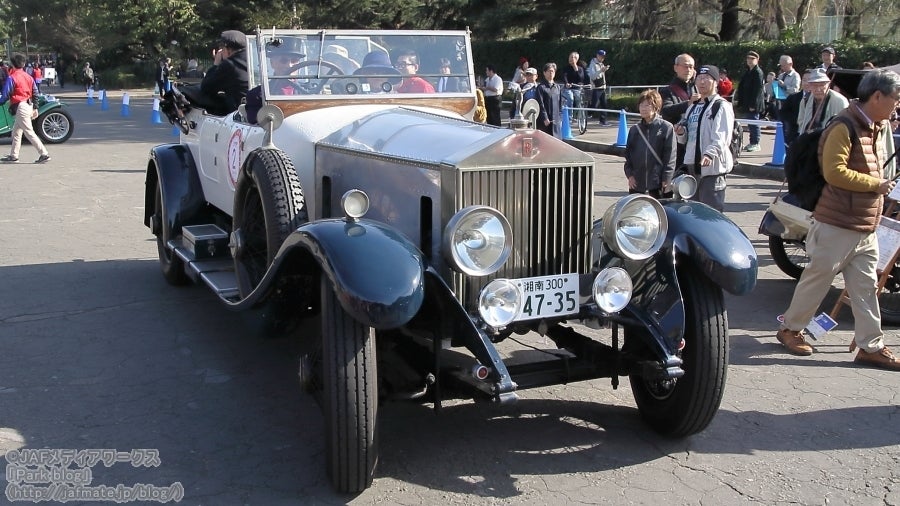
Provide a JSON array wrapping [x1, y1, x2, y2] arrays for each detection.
[[631, 0, 663, 40], [794, 0, 814, 42], [719, 0, 741, 41], [843, 1, 863, 40]]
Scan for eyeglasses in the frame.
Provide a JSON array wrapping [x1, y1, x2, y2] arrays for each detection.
[[395, 61, 415, 68], [887, 92, 900, 105], [677, 63, 694, 68]]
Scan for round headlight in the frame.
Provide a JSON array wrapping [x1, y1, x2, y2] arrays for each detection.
[[478, 279, 522, 327], [443, 206, 512, 276], [671, 174, 698, 200], [600, 194, 668, 260], [592, 267, 633, 313], [341, 189, 370, 219]]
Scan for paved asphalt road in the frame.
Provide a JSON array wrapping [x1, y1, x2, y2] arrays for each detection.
[[0, 92, 898, 505]]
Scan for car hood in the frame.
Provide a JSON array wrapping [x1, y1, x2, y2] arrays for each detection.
[[315, 106, 594, 169]]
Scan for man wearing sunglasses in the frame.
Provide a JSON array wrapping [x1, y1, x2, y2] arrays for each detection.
[[394, 51, 435, 94], [268, 47, 304, 95]]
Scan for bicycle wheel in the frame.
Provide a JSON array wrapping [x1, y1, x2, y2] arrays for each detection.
[[577, 96, 588, 134]]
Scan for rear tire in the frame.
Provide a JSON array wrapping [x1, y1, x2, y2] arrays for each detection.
[[153, 181, 188, 285], [769, 235, 807, 280], [321, 278, 378, 494], [629, 263, 728, 437]]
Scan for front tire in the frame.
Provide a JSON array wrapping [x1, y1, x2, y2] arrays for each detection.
[[321, 278, 378, 494], [769, 236, 807, 280], [232, 148, 307, 298], [629, 264, 728, 437], [35, 109, 74, 144]]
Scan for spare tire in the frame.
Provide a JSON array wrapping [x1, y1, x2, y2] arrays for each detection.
[[232, 148, 308, 298]]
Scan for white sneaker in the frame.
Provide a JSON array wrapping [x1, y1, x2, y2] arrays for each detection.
[[744, 144, 761, 152]]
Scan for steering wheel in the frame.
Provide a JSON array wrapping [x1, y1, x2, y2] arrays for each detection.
[[288, 60, 345, 94]]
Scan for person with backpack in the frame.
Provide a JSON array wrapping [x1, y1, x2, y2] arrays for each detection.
[[797, 68, 849, 135], [674, 65, 735, 211], [776, 69, 900, 370]]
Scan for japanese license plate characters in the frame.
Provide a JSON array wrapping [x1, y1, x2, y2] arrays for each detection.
[[514, 273, 579, 321]]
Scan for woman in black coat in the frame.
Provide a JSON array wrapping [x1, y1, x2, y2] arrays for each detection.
[[535, 63, 563, 138], [623, 89, 676, 198]]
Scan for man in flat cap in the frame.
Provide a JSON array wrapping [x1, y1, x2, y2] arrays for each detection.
[[735, 50, 765, 152], [200, 29, 249, 115]]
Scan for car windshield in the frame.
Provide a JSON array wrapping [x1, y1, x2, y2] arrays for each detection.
[[251, 29, 474, 99]]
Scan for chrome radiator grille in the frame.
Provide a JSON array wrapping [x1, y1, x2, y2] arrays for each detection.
[[453, 164, 594, 308]]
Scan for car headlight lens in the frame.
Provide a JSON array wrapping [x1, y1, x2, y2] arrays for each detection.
[[592, 268, 633, 313], [341, 189, 370, 220], [601, 194, 667, 260], [443, 206, 512, 276], [478, 279, 522, 327], [671, 174, 698, 201]]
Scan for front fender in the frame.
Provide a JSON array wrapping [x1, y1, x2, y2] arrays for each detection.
[[143, 144, 207, 244], [248, 218, 426, 329], [662, 200, 757, 295], [36, 101, 63, 115], [758, 209, 786, 237]]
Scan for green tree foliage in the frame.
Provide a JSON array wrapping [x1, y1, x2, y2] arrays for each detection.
[[9, 0, 900, 70], [82, 0, 204, 61]]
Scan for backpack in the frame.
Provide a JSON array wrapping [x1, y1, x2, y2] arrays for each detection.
[[709, 99, 742, 162], [784, 116, 855, 211]]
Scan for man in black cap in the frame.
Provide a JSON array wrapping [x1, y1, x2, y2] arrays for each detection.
[[199, 29, 249, 115], [735, 50, 764, 152], [819, 47, 841, 71]]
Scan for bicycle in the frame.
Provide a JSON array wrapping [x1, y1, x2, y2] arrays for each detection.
[[566, 84, 592, 135]]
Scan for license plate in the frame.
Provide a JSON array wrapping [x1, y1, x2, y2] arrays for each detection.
[[513, 273, 579, 321]]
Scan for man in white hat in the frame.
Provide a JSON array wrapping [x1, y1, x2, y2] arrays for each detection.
[[798, 68, 849, 134]]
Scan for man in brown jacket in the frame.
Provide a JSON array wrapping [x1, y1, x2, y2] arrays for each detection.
[[776, 69, 900, 370]]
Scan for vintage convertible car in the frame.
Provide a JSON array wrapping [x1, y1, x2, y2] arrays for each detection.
[[144, 28, 758, 494], [0, 93, 74, 144]]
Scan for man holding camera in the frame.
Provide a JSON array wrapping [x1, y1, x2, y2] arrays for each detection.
[[200, 30, 249, 115]]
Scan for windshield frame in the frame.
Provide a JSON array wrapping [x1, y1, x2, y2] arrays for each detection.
[[251, 28, 475, 102]]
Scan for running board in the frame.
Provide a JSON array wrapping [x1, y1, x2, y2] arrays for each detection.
[[169, 224, 239, 300]]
